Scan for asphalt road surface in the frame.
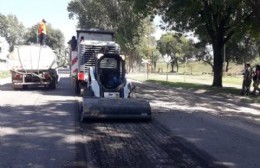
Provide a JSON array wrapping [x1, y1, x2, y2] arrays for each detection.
[[1, 72, 259, 168], [0, 75, 77, 167]]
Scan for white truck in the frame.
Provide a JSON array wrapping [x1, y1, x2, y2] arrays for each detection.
[[9, 45, 59, 89]]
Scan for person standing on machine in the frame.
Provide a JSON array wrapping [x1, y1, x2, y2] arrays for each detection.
[[38, 19, 47, 45]]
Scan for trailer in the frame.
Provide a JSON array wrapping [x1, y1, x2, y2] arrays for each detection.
[[9, 45, 59, 89]]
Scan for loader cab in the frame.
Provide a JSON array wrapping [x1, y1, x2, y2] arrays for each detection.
[[96, 53, 126, 90]]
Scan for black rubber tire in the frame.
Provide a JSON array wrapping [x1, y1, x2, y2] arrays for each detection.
[[22, 85, 28, 89], [83, 87, 94, 97], [49, 80, 56, 89], [78, 102, 85, 122], [75, 81, 80, 95]]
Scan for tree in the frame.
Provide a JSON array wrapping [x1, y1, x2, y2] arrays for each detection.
[[150, 48, 160, 72], [157, 33, 175, 72], [247, 0, 260, 22], [24, 24, 65, 50], [194, 42, 214, 70], [132, 18, 157, 72], [0, 14, 25, 51], [157, 33, 190, 72], [129, 0, 259, 87], [0, 14, 8, 36], [225, 34, 259, 69], [24, 25, 38, 44], [67, 0, 149, 72], [46, 26, 65, 50], [180, 38, 197, 64], [146, 35, 161, 73]]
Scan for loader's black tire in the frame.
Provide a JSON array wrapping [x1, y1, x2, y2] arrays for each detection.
[[12, 84, 19, 90], [144, 117, 152, 122], [79, 102, 85, 122], [49, 81, 57, 89], [22, 85, 28, 90], [80, 113, 85, 123], [75, 81, 80, 95], [83, 87, 94, 97]]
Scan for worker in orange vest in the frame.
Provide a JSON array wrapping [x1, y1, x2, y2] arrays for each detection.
[[38, 19, 47, 45]]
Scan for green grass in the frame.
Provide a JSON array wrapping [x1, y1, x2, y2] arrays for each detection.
[[0, 70, 10, 79], [154, 61, 245, 75], [128, 73, 242, 87], [128, 73, 260, 104], [132, 60, 260, 103], [147, 79, 239, 94], [222, 76, 243, 85], [148, 79, 260, 104]]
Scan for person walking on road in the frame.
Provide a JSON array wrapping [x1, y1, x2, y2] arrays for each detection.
[[38, 19, 47, 45], [240, 63, 253, 96]]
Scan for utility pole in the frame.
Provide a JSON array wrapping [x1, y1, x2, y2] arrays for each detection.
[[223, 43, 226, 73], [147, 21, 151, 77]]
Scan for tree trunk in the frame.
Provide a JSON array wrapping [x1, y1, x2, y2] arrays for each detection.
[[212, 40, 224, 87], [226, 60, 229, 72], [171, 62, 174, 72], [153, 62, 157, 73], [176, 60, 179, 73], [128, 51, 134, 73]]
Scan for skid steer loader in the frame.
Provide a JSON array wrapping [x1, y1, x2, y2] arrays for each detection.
[[81, 50, 151, 121], [69, 29, 151, 121]]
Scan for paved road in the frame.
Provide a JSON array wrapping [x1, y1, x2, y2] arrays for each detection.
[[133, 81, 260, 168], [0, 74, 225, 168], [1, 72, 259, 168], [0, 75, 78, 167], [77, 115, 223, 168]]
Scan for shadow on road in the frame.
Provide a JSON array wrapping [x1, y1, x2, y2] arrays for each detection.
[[0, 77, 75, 97], [133, 82, 260, 126], [0, 99, 78, 167]]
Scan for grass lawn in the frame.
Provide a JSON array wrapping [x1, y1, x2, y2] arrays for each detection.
[[127, 73, 260, 104], [0, 70, 10, 79]]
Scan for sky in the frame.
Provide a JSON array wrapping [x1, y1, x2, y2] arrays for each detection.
[[0, 0, 77, 44], [0, 0, 164, 45]]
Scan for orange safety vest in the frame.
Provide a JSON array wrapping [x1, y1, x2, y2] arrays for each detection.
[[38, 21, 46, 35]]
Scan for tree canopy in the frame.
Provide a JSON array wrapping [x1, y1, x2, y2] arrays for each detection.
[[67, 0, 155, 72], [0, 13, 65, 51], [24, 24, 65, 50], [0, 14, 25, 51], [157, 33, 194, 72], [67, 0, 144, 51], [129, 0, 259, 87]]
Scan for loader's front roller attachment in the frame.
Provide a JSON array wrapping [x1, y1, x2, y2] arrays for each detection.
[[81, 98, 151, 121]]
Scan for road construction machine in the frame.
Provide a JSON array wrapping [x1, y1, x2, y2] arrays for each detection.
[[69, 29, 151, 120], [9, 45, 59, 89]]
